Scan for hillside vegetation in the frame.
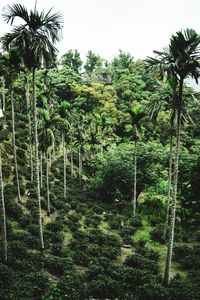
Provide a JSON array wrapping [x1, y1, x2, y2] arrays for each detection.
[[0, 3, 200, 300]]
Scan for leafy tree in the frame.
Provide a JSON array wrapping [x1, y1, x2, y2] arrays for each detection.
[[61, 49, 82, 73], [84, 50, 102, 74]]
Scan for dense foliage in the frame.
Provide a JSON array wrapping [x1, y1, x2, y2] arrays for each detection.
[[0, 3, 200, 300]]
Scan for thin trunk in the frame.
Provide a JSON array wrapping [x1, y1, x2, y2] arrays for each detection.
[[71, 151, 73, 178], [63, 133, 66, 198], [11, 89, 21, 203], [49, 152, 52, 167], [133, 126, 137, 216], [78, 146, 82, 182], [163, 78, 183, 285], [40, 152, 43, 189], [33, 68, 44, 250], [70, 138, 73, 178], [46, 152, 50, 216], [0, 151, 7, 262], [26, 73, 34, 182], [2, 77, 5, 112], [163, 132, 173, 240]]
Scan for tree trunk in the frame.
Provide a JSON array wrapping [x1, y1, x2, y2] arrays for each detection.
[[40, 152, 43, 189], [163, 132, 173, 240], [11, 89, 21, 203], [63, 133, 66, 198], [70, 138, 73, 178], [25, 73, 34, 182], [78, 146, 82, 182], [0, 151, 7, 262], [33, 68, 44, 250], [163, 78, 183, 285], [133, 127, 137, 216], [46, 152, 50, 217], [2, 76, 5, 113]]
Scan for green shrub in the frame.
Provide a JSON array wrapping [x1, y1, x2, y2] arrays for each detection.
[[45, 269, 85, 300], [150, 224, 165, 244], [44, 255, 73, 276], [124, 253, 159, 274]]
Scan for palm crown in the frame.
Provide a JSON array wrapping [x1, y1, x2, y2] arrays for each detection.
[[147, 29, 200, 82], [1, 3, 63, 69]]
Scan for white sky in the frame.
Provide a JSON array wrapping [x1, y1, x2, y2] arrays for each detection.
[[0, 0, 200, 62]]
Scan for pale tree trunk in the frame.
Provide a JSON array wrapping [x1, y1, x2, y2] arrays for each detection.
[[40, 152, 43, 189], [33, 68, 44, 250], [163, 132, 173, 240], [63, 133, 66, 198], [133, 126, 137, 216], [11, 89, 21, 203], [25, 73, 34, 182], [70, 137, 73, 178], [78, 146, 82, 182], [2, 77, 5, 113], [49, 152, 52, 167], [46, 152, 50, 217], [71, 151, 73, 178], [0, 151, 7, 262], [163, 78, 183, 285]]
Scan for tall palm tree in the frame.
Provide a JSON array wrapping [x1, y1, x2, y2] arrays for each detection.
[[58, 100, 71, 197], [2, 3, 63, 249], [0, 50, 22, 203], [148, 79, 176, 241], [0, 150, 7, 262], [128, 104, 145, 216], [147, 28, 200, 285], [0, 131, 12, 262], [38, 108, 61, 216]]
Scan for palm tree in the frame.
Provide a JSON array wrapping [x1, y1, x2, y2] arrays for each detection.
[[147, 28, 200, 285], [0, 76, 6, 113], [38, 108, 61, 216], [148, 79, 176, 241], [0, 50, 22, 203], [2, 3, 63, 249], [0, 150, 7, 262], [128, 104, 145, 216], [58, 100, 71, 197]]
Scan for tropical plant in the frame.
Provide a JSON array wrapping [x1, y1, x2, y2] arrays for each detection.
[[38, 108, 61, 216], [127, 104, 146, 215], [2, 2, 63, 249], [147, 28, 200, 285]]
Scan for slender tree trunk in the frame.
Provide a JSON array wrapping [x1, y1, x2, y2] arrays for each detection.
[[70, 138, 73, 178], [78, 146, 82, 182], [71, 151, 73, 178], [11, 89, 21, 203], [40, 152, 43, 189], [2, 76, 5, 113], [49, 152, 52, 167], [133, 127, 137, 216], [33, 68, 44, 250], [63, 134, 67, 198], [25, 73, 34, 182], [163, 132, 173, 240], [46, 152, 50, 216], [163, 78, 183, 285], [0, 151, 7, 262]]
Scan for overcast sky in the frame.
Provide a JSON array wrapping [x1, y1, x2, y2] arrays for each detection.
[[0, 0, 200, 62]]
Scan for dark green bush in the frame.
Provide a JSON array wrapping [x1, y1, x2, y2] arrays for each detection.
[[150, 224, 165, 244], [124, 253, 159, 274]]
